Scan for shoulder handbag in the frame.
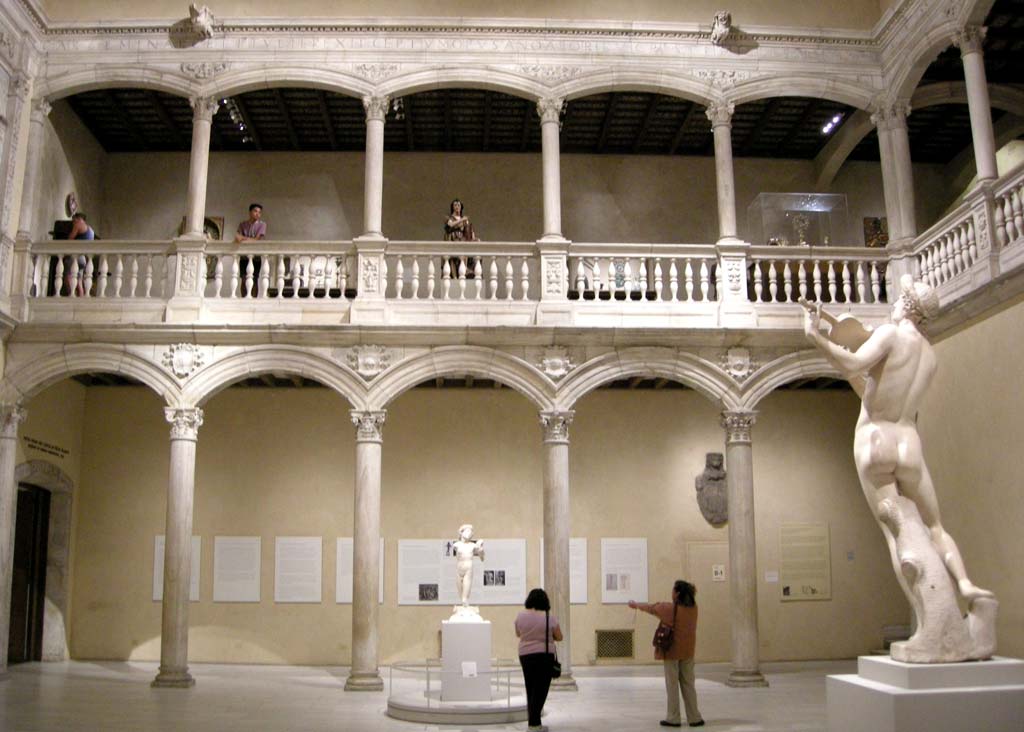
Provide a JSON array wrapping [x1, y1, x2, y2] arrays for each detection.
[[546, 610, 562, 678], [652, 604, 677, 652]]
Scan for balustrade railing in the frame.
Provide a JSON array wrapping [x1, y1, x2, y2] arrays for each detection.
[[384, 242, 539, 301], [994, 166, 1024, 252], [567, 245, 719, 302], [203, 243, 356, 300], [747, 246, 889, 304], [913, 208, 979, 291], [28, 241, 174, 300]]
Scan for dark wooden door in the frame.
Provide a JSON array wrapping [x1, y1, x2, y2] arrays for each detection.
[[8, 484, 50, 664]]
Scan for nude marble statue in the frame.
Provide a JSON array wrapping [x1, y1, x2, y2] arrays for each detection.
[[453, 523, 485, 608]]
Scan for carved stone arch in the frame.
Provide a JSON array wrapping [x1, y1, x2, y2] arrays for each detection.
[[209, 66, 374, 100], [34, 66, 196, 102], [0, 344, 182, 407], [889, 24, 960, 102], [181, 345, 369, 409], [376, 67, 547, 101], [728, 75, 876, 111], [737, 351, 841, 411], [366, 346, 555, 411], [555, 348, 739, 411], [13, 460, 74, 662], [554, 69, 717, 106]]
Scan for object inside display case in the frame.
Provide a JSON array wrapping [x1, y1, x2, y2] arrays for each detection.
[[746, 193, 850, 246]]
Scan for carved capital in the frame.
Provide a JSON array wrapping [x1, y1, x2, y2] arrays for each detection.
[[870, 101, 911, 131], [31, 98, 52, 121], [351, 410, 386, 442], [952, 25, 986, 55], [536, 96, 564, 124], [705, 101, 735, 127], [539, 410, 574, 443], [721, 410, 756, 444], [10, 74, 31, 100], [190, 95, 220, 123], [362, 95, 390, 122], [0, 403, 28, 439], [165, 407, 204, 440]]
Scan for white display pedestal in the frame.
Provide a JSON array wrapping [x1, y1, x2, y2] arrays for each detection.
[[827, 655, 1024, 732], [441, 619, 492, 702]]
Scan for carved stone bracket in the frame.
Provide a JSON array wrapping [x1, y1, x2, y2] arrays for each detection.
[[539, 410, 574, 443], [952, 25, 986, 56], [721, 410, 756, 444], [537, 346, 576, 380], [362, 95, 390, 122], [346, 345, 391, 379], [180, 62, 229, 80], [0, 403, 28, 438], [710, 11, 734, 46], [351, 410, 386, 442], [189, 95, 220, 122], [705, 101, 735, 128], [165, 407, 204, 440], [188, 4, 215, 40], [162, 344, 206, 379]]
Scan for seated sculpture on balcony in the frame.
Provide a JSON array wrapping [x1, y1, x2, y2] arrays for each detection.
[[444, 198, 479, 278], [803, 276, 997, 663]]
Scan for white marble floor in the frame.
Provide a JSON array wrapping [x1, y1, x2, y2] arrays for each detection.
[[0, 659, 855, 732]]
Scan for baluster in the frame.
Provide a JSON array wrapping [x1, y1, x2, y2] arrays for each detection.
[[926, 247, 938, 287], [768, 260, 779, 303], [411, 257, 421, 300], [826, 260, 837, 302], [953, 227, 966, 275], [797, 261, 808, 300], [994, 198, 1008, 248], [520, 257, 529, 301], [753, 261, 764, 302], [474, 258, 483, 300], [143, 256, 153, 297], [623, 260, 633, 300], [670, 259, 680, 302], [32, 255, 45, 298], [1012, 189, 1023, 241], [229, 256, 240, 298], [942, 236, 954, 283], [812, 260, 822, 301], [870, 262, 881, 302], [699, 259, 710, 301], [322, 257, 335, 299], [505, 257, 514, 301], [442, 257, 452, 300], [575, 258, 585, 295], [592, 259, 601, 300], [854, 262, 866, 303], [272, 256, 283, 299], [55, 256, 66, 298], [638, 259, 648, 300], [395, 257, 405, 299], [653, 258, 663, 301], [783, 261, 793, 303], [426, 257, 436, 300], [457, 256, 468, 300], [340, 255, 350, 298], [1003, 197, 1017, 242], [259, 255, 271, 297], [840, 261, 851, 302], [604, 257, 615, 298], [244, 257, 255, 297], [68, 258, 80, 297], [291, 256, 302, 297], [111, 256, 123, 298], [93, 255, 107, 298], [966, 219, 978, 265], [81, 257, 93, 297], [489, 257, 499, 300]]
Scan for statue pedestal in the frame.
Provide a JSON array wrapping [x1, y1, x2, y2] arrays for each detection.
[[827, 655, 1024, 732], [441, 619, 492, 702]]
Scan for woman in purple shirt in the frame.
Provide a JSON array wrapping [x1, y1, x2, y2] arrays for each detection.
[[514, 588, 563, 732]]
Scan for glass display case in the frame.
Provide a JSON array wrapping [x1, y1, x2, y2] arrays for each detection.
[[746, 193, 850, 246]]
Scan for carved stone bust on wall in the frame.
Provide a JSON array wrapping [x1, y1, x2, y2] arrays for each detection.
[[695, 452, 728, 525]]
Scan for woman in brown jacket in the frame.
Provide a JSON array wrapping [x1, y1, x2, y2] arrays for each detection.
[[629, 580, 705, 728]]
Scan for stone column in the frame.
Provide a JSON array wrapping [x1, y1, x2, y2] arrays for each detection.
[[870, 102, 916, 241], [152, 407, 203, 688], [538, 97, 566, 241], [706, 102, 738, 242], [539, 410, 576, 690], [721, 411, 767, 687], [184, 97, 219, 238], [361, 96, 389, 238], [0, 404, 27, 679], [346, 410, 386, 691], [954, 26, 998, 183], [15, 98, 52, 241]]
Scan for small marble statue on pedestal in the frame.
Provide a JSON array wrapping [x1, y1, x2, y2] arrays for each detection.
[[695, 452, 728, 526], [450, 523, 485, 621], [803, 276, 997, 663]]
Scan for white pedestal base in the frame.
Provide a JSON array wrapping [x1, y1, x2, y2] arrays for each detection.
[[827, 655, 1024, 732], [441, 619, 492, 702]]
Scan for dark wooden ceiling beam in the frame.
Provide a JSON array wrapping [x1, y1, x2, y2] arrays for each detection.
[[654, 378, 669, 389], [465, 375, 475, 388], [482, 91, 491, 152], [146, 91, 185, 149], [628, 376, 645, 389], [632, 95, 660, 154], [520, 98, 533, 152], [597, 93, 619, 153], [444, 90, 453, 152], [260, 374, 276, 387], [317, 91, 338, 151], [289, 375, 304, 388], [778, 98, 822, 155], [668, 102, 699, 155], [739, 98, 782, 156], [234, 96, 263, 151], [403, 96, 415, 151], [273, 88, 301, 150], [103, 90, 147, 150]]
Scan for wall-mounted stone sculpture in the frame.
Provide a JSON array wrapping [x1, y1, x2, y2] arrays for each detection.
[[695, 452, 728, 526]]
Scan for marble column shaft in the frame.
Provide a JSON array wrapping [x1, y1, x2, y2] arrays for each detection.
[[0, 405, 27, 679], [346, 410, 386, 691], [153, 407, 203, 688], [540, 411, 575, 689], [16, 99, 52, 240], [955, 27, 998, 182], [871, 103, 915, 241], [184, 98, 218, 237], [537, 98, 564, 239], [362, 97, 388, 237], [706, 102, 738, 241], [721, 411, 767, 687]]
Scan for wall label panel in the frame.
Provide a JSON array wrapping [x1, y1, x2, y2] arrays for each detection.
[[213, 536, 261, 602], [779, 522, 831, 601], [600, 537, 648, 604], [274, 536, 323, 603]]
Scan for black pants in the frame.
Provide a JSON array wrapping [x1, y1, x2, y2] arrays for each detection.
[[519, 652, 553, 727]]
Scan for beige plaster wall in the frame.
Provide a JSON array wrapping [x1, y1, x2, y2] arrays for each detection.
[[919, 296, 1024, 658], [40, 1, 883, 30], [100, 150, 946, 245], [32, 101, 106, 241], [68, 383, 906, 665]]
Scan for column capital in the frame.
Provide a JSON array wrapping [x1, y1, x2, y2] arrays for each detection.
[[721, 410, 756, 444], [362, 95, 390, 122], [539, 410, 574, 443], [351, 410, 386, 442], [9, 73, 31, 101], [705, 101, 735, 128], [189, 96, 220, 123], [164, 407, 204, 440], [30, 98, 52, 121], [952, 25, 986, 55], [536, 96, 565, 124], [870, 101, 911, 131], [0, 403, 28, 438]]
